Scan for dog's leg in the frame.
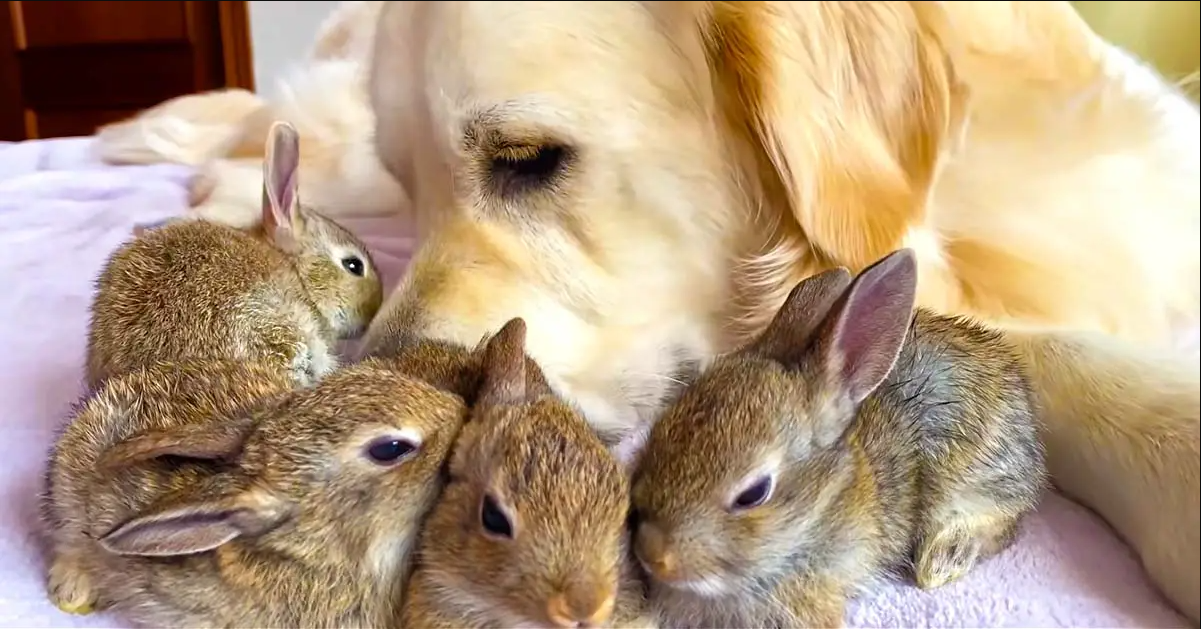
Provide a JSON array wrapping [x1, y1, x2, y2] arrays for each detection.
[[1007, 327, 1200, 624]]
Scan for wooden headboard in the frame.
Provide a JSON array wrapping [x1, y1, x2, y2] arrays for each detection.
[[0, 0, 254, 141]]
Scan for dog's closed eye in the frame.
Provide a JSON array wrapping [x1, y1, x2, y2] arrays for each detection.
[[490, 144, 569, 196]]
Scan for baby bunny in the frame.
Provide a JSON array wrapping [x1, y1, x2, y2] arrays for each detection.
[[402, 318, 655, 628], [43, 350, 470, 628], [85, 120, 382, 391], [43, 358, 293, 616], [629, 249, 1046, 628]]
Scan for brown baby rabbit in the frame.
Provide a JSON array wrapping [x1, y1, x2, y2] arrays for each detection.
[[85, 120, 382, 391], [43, 349, 471, 628], [43, 358, 293, 616], [402, 318, 655, 629], [630, 249, 1046, 628]]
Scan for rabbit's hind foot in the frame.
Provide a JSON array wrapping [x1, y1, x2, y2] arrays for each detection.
[[47, 553, 100, 615], [913, 512, 1019, 590]]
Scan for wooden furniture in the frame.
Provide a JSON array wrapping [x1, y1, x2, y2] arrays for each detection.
[[0, 0, 254, 141]]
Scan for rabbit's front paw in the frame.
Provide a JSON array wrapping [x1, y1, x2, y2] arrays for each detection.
[[915, 509, 1021, 590], [914, 524, 986, 590], [47, 555, 99, 615]]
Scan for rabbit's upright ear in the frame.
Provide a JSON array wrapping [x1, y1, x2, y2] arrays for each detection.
[[749, 267, 854, 366], [99, 488, 291, 557], [477, 318, 555, 408], [261, 121, 304, 250], [812, 249, 918, 405], [98, 417, 255, 471]]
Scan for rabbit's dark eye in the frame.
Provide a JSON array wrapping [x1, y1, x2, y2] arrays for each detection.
[[364, 437, 417, 465], [731, 475, 774, 511], [341, 256, 365, 277], [480, 494, 514, 539]]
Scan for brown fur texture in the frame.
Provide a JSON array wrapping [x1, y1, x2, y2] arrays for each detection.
[[370, 335, 486, 407], [42, 359, 293, 617], [631, 251, 1046, 627], [42, 348, 474, 628], [85, 123, 382, 391], [402, 319, 653, 628]]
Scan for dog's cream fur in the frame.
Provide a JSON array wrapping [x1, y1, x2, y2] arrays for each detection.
[[93, 1, 1199, 622]]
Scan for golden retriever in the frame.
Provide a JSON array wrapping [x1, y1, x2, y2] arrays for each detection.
[[94, 1, 1199, 622]]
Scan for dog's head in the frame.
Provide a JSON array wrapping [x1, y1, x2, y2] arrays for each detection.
[[364, 1, 966, 439]]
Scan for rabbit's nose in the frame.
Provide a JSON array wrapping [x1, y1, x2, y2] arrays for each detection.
[[546, 589, 616, 628], [642, 552, 679, 580], [633, 523, 679, 580]]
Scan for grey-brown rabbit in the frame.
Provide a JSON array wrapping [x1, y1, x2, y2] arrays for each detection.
[[402, 318, 655, 628], [43, 343, 474, 627], [85, 121, 382, 391], [43, 359, 293, 617], [630, 249, 1047, 628]]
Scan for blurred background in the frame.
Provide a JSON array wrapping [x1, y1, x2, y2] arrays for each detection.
[[1, 0, 1198, 142], [1074, 0, 1200, 97]]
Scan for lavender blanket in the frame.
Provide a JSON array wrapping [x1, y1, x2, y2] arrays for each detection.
[[0, 138, 1187, 628]]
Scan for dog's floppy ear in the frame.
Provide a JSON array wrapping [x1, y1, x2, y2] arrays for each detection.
[[709, 1, 968, 271]]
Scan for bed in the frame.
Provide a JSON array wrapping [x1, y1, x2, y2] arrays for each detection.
[[0, 136, 1190, 628]]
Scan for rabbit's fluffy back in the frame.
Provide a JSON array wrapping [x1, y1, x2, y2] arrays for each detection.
[[884, 311, 1043, 504], [85, 221, 328, 389], [358, 327, 486, 407]]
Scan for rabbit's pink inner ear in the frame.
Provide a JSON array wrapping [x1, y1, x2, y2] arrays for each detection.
[[750, 267, 853, 366], [821, 249, 918, 403], [262, 122, 301, 236]]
